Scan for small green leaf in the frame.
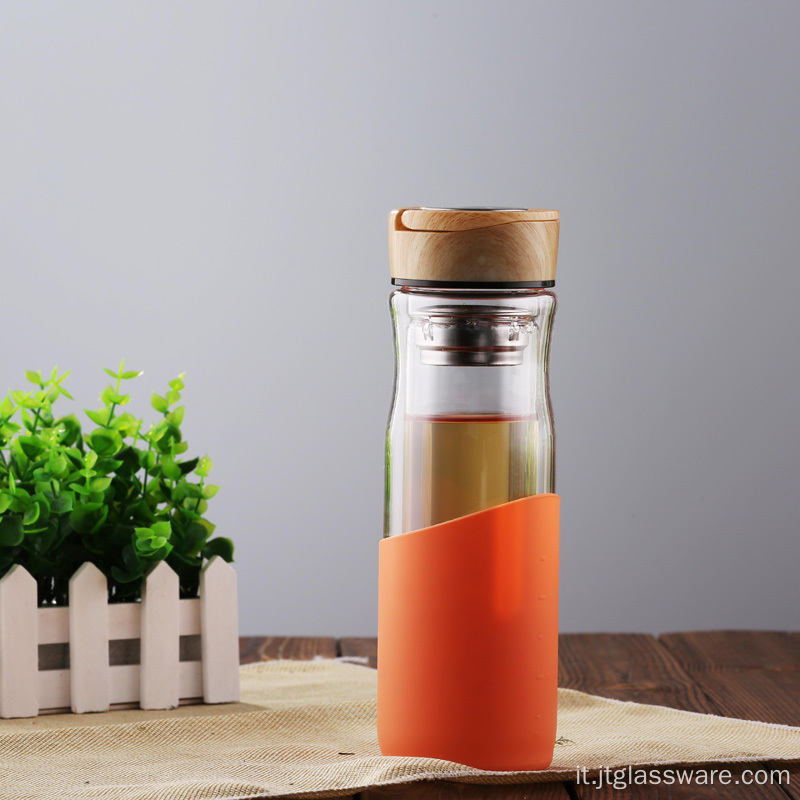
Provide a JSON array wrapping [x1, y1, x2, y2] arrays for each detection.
[[178, 456, 199, 475], [85, 408, 111, 427], [120, 370, 143, 380], [111, 565, 142, 584], [151, 394, 169, 413], [182, 522, 209, 556], [195, 456, 213, 478], [166, 389, 180, 405], [178, 481, 200, 499], [0, 516, 24, 546], [111, 412, 138, 434], [91, 476, 112, 492], [203, 537, 234, 562], [0, 421, 21, 438], [151, 520, 171, 539], [17, 435, 47, 458], [166, 406, 185, 426], [51, 493, 74, 514], [90, 428, 122, 456], [23, 502, 40, 526], [26, 370, 43, 386], [137, 450, 157, 471], [151, 421, 181, 453], [202, 484, 220, 499], [89, 505, 109, 534], [84, 450, 98, 469], [103, 367, 120, 379], [48, 454, 67, 475], [160, 457, 180, 480], [0, 493, 13, 514], [1, 395, 15, 418]]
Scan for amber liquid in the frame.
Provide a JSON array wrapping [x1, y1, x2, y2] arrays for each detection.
[[402, 414, 538, 532]]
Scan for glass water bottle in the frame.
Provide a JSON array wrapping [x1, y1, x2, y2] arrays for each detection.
[[378, 207, 561, 771]]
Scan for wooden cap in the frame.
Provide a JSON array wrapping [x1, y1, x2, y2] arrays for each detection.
[[389, 207, 559, 286]]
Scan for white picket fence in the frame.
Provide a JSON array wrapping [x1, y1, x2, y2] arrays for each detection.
[[0, 556, 240, 718]]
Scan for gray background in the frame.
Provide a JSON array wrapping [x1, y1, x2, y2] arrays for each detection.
[[1, 1, 797, 636]]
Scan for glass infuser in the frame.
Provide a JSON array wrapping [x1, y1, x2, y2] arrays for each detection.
[[378, 207, 561, 771]]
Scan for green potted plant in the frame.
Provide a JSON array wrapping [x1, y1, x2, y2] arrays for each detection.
[[0, 363, 238, 717]]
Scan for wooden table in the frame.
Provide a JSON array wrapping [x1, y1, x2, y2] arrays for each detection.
[[240, 631, 800, 799]]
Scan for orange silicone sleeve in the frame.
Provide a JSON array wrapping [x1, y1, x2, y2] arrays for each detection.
[[377, 493, 560, 771]]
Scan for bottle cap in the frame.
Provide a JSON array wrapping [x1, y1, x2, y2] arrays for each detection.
[[388, 207, 559, 287]]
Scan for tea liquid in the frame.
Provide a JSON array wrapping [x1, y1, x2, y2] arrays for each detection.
[[402, 414, 538, 532]]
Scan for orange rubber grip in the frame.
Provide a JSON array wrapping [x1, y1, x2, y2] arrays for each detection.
[[378, 493, 560, 771]]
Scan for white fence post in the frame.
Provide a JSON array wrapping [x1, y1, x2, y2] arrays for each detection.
[[200, 556, 240, 703], [140, 561, 179, 709], [69, 562, 110, 713], [0, 565, 38, 718]]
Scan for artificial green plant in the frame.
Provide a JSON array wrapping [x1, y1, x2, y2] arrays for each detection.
[[0, 363, 232, 604]]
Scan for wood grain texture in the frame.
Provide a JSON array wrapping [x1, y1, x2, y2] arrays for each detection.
[[660, 631, 800, 800], [358, 782, 570, 800], [659, 631, 800, 724], [399, 208, 560, 232], [239, 636, 338, 663], [558, 633, 719, 712], [389, 208, 559, 284], [561, 633, 794, 800], [339, 637, 378, 668]]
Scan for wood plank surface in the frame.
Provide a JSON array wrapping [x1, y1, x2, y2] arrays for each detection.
[[660, 631, 800, 800], [239, 636, 338, 663], [561, 633, 795, 800], [659, 631, 800, 725], [339, 637, 378, 668], [359, 784, 570, 799], [558, 633, 719, 712]]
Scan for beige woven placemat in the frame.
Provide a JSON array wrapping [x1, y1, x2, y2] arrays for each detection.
[[0, 659, 798, 799]]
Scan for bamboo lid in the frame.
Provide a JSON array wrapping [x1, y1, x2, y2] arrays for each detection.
[[389, 207, 559, 287]]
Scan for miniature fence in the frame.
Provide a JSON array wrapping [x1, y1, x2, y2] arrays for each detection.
[[0, 556, 239, 718]]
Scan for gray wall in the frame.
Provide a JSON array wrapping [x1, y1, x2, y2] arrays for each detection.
[[1, 1, 797, 636]]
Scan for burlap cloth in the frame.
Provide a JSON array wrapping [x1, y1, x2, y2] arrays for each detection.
[[1, 660, 798, 799]]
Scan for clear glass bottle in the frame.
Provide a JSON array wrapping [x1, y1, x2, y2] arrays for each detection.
[[378, 207, 561, 771], [384, 287, 556, 536]]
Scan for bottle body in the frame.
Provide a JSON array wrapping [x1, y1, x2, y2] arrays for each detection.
[[384, 287, 556, 536], [378, 286, 560, 770], [379, 206, 561, 771]]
